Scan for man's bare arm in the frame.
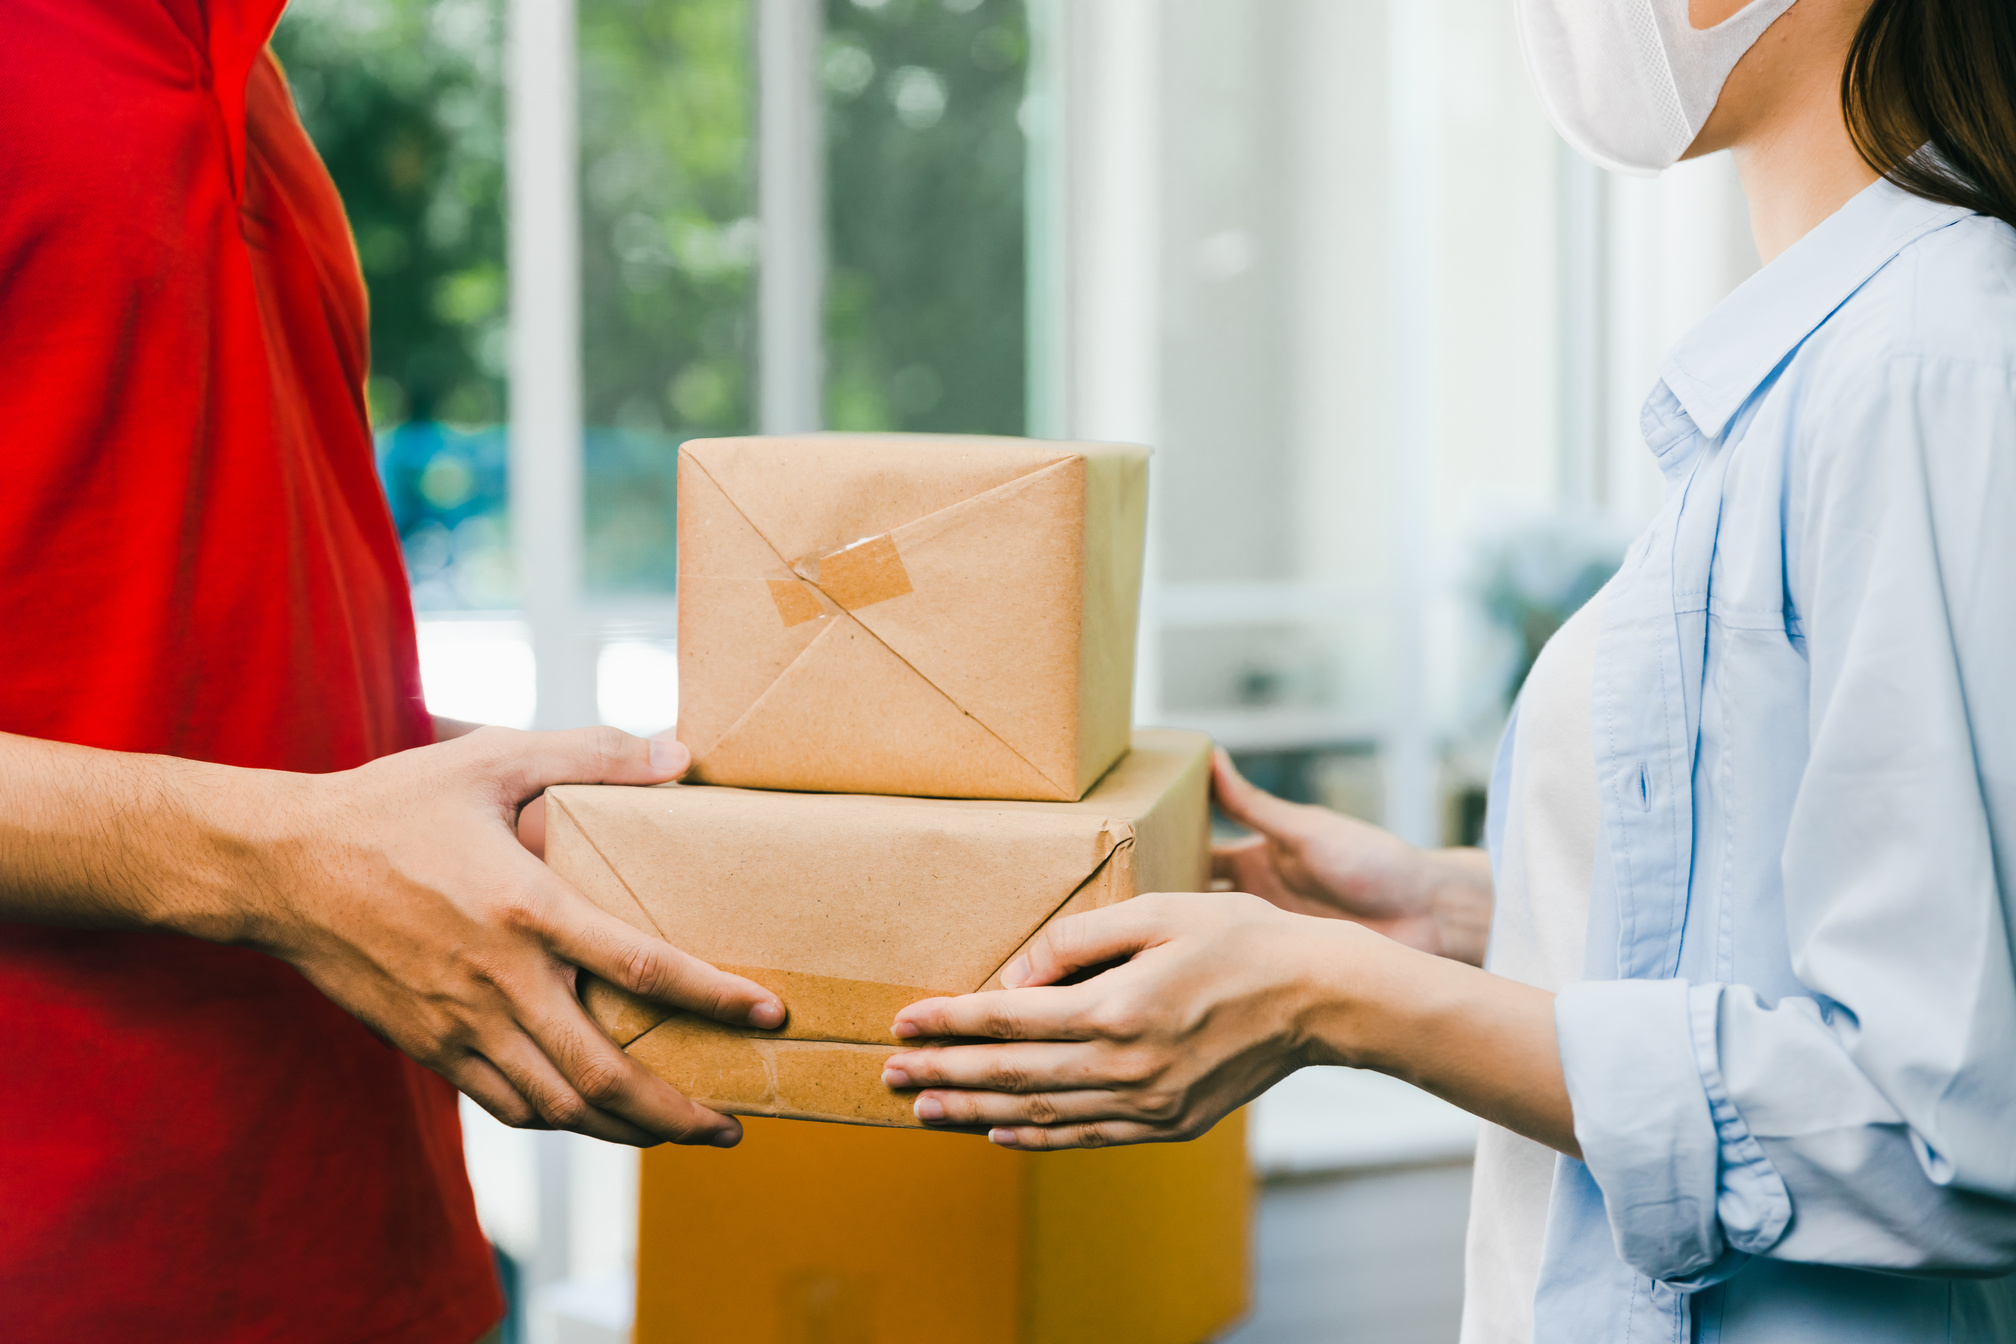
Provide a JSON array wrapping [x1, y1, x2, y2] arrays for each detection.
[[431, 714, 482, 743], [0, 727, 783, 1147]]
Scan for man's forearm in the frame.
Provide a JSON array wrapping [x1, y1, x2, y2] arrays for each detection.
[[0, 731, 287, 939], [431, 715, 482, 743]]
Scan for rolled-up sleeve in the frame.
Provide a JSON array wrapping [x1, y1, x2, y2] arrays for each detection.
[[1557, 980, 1791, 1283], [1562, 352, 2016, 1284]]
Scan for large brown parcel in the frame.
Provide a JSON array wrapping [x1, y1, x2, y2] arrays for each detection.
[[545, 729, 1211, 1126], [674, 433, 1150, 802]]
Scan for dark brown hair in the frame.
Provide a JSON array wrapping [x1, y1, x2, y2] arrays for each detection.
[[1844, 0, 2016, 227]]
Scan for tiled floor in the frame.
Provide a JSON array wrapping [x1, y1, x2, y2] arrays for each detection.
[[1219, 1162, 1474, 1344]]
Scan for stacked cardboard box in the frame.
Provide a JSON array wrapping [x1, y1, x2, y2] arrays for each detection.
[[545, 434, 1249, 1342], [633, 1113, 1250, 1344], [551, 728, 1212, 1122]]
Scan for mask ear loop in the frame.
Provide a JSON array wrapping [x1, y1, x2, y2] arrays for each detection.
[[1638, 0, 1698, 164]]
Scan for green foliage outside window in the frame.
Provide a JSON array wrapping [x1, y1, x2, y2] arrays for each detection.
[[578, 0, 757, 593], [274, 0, 1030, 603], [823, 0, 1028, 436], [272, 0, 508, 429], [579, 0, 756, 434]]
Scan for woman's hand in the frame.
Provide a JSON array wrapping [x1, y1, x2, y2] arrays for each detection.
[[1211, 750, 1493, 964], [882, 892, 1338, 1149], [882, 888, 1579, 1157]]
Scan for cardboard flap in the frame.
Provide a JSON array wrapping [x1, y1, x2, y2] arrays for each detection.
[[841, 460, 1084, 795], [682, 435, 1074, 565], [547, 783, 1126, 994], [690, 616, 1065, 799]]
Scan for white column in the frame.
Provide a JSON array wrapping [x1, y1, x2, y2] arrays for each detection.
[[508, 0, 596, 734], [1382, 0, 1442, 847], [506, 0, 586, 1322], [1023, 0, 1070, 442], [758, 0, 825, 435], [1061, 0, 1161, 450], [1557, 146, 1608, 510], [1029, 0, 1163, 718]]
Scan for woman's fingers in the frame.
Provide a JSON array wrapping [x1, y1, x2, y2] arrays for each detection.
[[1211, 834, 1277, 879], [988, 1121, 1167, 1151], [531, 878, 784, 1030], [1207, 836, 1252, 883], [1209, 748, 1304, 838], [882, 1037, 1179, 1131], [993, 899, 1171, 992], [892, 984, 1089, 1042], [882, 1039, 1123, 1093], [911, 1085, 1146, 1129]]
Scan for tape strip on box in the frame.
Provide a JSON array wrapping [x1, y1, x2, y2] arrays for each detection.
[[797, 533, 913, 611], [767, 578, 827, 628]]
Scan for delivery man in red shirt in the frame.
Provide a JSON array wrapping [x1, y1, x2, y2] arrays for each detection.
[[0, 3, 785, 1339]]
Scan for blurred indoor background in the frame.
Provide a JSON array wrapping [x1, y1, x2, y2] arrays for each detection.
[[271, 0, 1763, 1338]]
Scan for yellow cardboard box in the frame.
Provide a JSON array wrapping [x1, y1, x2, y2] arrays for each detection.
[[634, 1112, 1251, 1344]]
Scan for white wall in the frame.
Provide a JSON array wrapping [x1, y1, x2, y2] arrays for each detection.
[[1054, 0, 1568, 834]]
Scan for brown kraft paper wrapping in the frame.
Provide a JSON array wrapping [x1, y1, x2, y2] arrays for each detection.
[[544, 729, 1212, 1127], [674, 433, 1150, 802]]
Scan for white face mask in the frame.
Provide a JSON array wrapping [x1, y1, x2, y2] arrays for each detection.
[[1514, 0, 1799, 176]]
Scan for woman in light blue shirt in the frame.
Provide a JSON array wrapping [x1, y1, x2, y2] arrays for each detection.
[[883, 0, 2016, 1338]]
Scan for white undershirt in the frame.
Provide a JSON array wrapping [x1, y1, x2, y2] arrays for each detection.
[[1458, 588, 1605, 1344]]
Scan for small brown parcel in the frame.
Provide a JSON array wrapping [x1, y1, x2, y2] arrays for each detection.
[[544, 729, 1211, 1126], [674, 433, 1150, 802]]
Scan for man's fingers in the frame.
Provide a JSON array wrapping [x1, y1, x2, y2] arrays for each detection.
[[472, 724, 691, 803], [517, 794, 549, 859], [1210, 748, 1304, 839], [519, 979, 743, 1147], [891, 985, 1090, 1042], [538, 890, 785, 1029], [438, 1052, 547, 1131], [476, 1030, 665, 1146]]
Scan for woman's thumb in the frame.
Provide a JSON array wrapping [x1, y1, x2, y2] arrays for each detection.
[[1211, 748, 1300, 836]]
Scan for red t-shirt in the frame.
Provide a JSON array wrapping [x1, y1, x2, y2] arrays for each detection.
[[0, 2, 504, 1339]]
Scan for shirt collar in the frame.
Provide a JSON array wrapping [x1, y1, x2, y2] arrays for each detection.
[[1657, 177, 1972, 440]]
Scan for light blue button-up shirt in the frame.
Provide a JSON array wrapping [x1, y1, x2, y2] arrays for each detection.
[[1495, 178, 2016, 1340]]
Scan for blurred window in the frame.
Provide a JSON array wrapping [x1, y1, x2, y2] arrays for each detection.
[[822, 0, 1028, 434], [578, 0, 757, 595], [274, 0, 513, 612]]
